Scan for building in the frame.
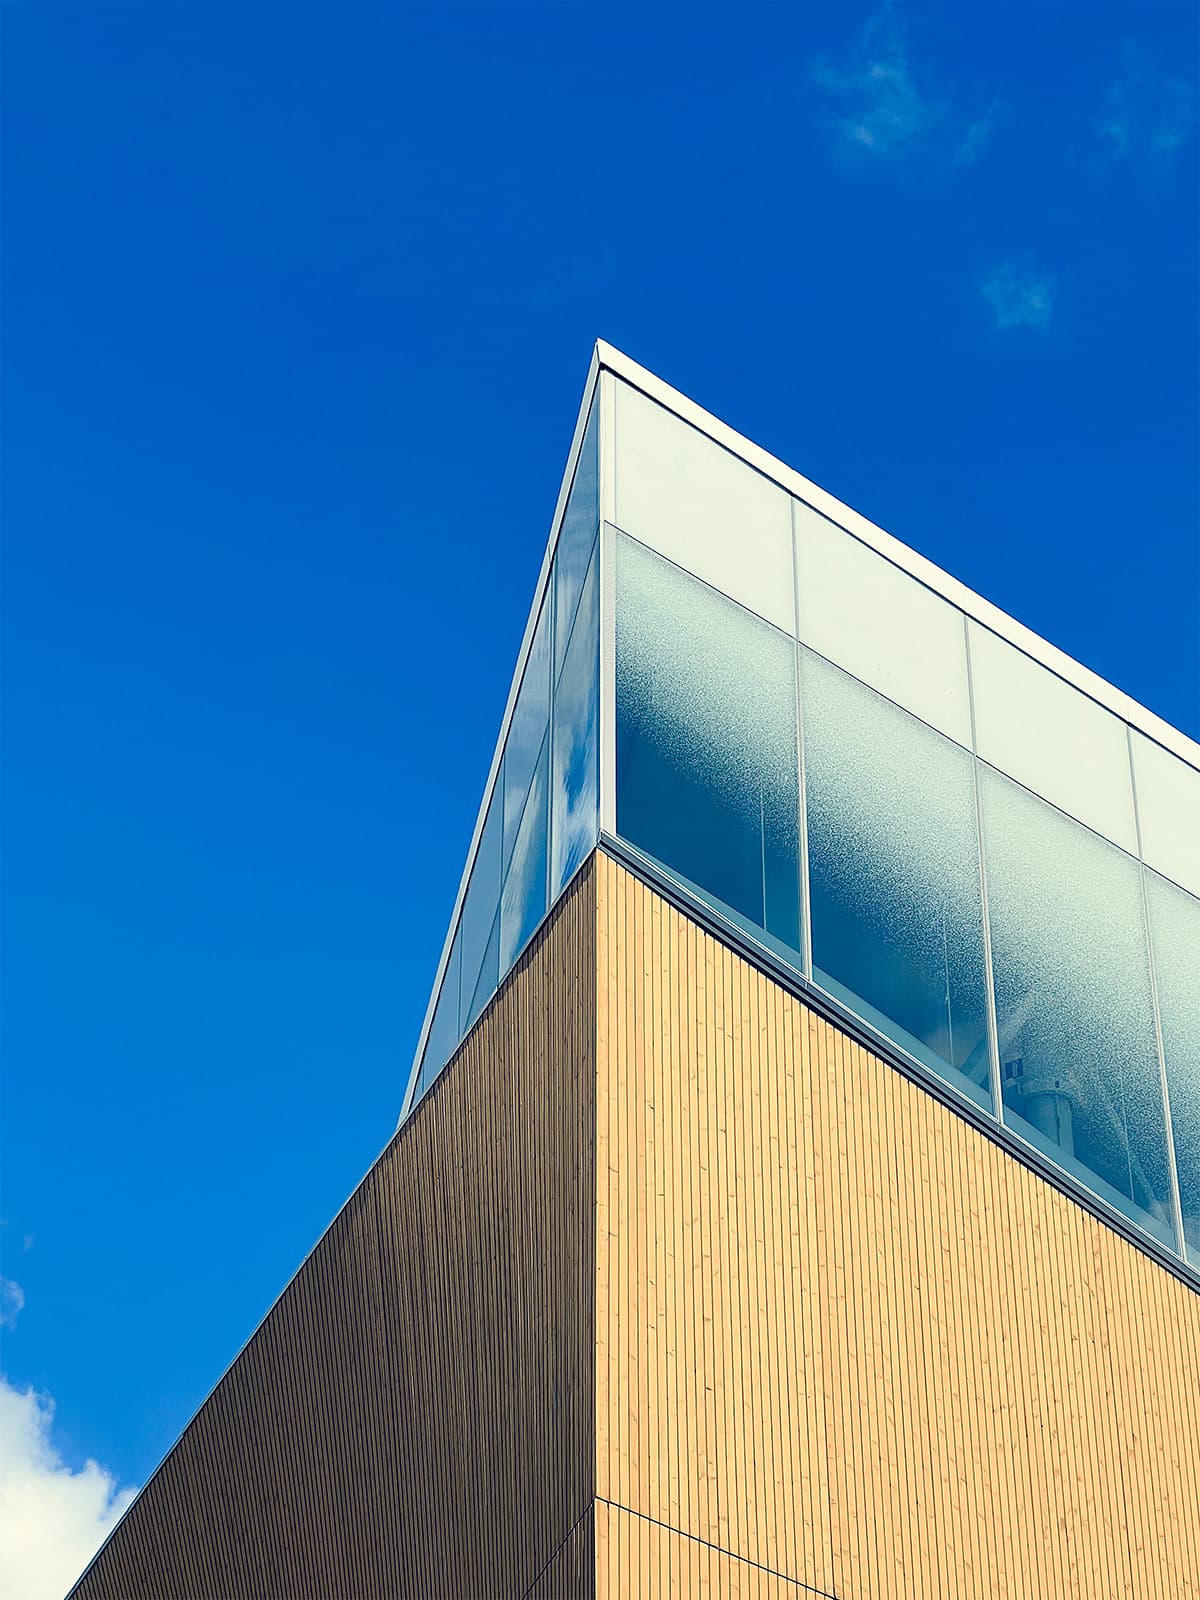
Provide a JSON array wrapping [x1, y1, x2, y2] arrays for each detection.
[[73, 344, 1200, 1599]]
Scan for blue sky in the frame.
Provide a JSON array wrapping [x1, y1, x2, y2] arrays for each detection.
[[1, 2, 1197, 1590]]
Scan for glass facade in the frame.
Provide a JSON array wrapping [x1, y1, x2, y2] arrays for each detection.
[[802, 649, 992, 1111], [403, 352, 1200, 1272], [406, 399, 599, 1106]]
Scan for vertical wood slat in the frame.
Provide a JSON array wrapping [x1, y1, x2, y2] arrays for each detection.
[[595, 852, 1200, 1600], [72, 864, 598, 1600]]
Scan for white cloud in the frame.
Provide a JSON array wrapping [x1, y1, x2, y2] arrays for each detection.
[[1, 1278, 25, 1331], [1096, 46, 1197, 166], [811, 7, 993, 167], [0, 1377, 137, 1600], [981, 259, 1054, 332]]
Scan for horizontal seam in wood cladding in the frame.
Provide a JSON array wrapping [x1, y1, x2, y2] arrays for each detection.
[[71, 862, 598, 1600], [595, 851, 1200, 1600]]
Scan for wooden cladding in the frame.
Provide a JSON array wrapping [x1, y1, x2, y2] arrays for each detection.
[[595, 852, 1200, 1600], [74, 849, 1200, 1599], [73, 863, 597, 1600]]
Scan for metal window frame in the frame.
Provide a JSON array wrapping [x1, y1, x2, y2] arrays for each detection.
[[595, 341, 1199, 778], [403, 340, 1199, 1141], [397, 355, 603, 1125]]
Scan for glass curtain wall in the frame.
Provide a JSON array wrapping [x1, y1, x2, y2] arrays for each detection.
[[410, 399, 599, 1106], [405, 363, 1199, 1274], [609, 375, 1200, 1265]]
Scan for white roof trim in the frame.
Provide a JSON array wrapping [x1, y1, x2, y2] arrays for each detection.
[[596, 340, 1200, 774]]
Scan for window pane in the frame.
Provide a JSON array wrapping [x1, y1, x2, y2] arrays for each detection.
[[802, 650, 993, 1108], [554, 398, 600, 678], [503, 598, 550, 868], [613, 378, 795, 634], [460, 788, 501, 1025], [551, 536, 599, 899], [794, 501, 972, 746], [1133, 732, 1200, 900], [1146, 871, 1200, 1267], [417, 925, 461, 1099], [501, 734, 549, 974], [968, 622, 1138, 854], [980, 767, 1174, 1246], [464, 906, 500, 1032], [615, 533, 801, 956]]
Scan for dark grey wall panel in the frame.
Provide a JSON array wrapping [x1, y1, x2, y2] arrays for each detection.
[[524, 1504, 595, 1599], [72, 864, 597, 1600]]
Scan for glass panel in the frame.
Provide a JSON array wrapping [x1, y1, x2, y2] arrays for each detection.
[[459, 787, 501, 1025], [1132, 732, 1200, 900], [501, 734, 549, 974], [1146, 871, 1200, 1267], [464, 906, 500, 1032], [554, 398, 599, 678], [802, 650, 993, 1108], [615, 533, 801, 956], [613, 378, 795, 635], [551, 536, 599, 898], [417, 925, 461, 1099], [794, 502, 972, 746], [968, 622, 1138, 854], [980, 766, 1174, 1246], [503, 598, 551, 868]]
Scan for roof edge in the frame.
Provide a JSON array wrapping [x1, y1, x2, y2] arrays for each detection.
[[593, 340, 1199, 774]]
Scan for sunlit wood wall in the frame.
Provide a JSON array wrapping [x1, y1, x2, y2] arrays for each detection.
[[70, 850, 1200, 1598], [595, 852, 1200, 1600]]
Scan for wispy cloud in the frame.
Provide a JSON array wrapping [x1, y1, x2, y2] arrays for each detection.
[[0, 1376, 137, 1600], [1096, 45, 1197, 166], [811, 7, 994, 168], [0, 1279, 24, 1331], [981, 259, 1054, 332]]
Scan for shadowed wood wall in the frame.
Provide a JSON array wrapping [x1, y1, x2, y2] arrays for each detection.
[[72, 864, 597, 1600], [527, 1505, 596, 1599], [595, 853, 1200, 1600]]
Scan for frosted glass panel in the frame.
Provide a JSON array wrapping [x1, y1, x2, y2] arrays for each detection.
[[418, 925, 461, 1099], [551, 537, 599, 898], [1146, 872, 1200, 1267], [501, 735, 549, 973], [1133, 733, 1200, 899], [503, 597, 550, 868], [615, 533, 801, 957], [613, 380, 795, 634], [981, 768, 1173, 1246], [554, 398, 599, 677], [969, 623, 1137, 853], [459, 789, 501, 1023], [795, 503, 972, 746], [803, 650, 992, 1106]]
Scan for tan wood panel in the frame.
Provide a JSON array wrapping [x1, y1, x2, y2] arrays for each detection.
[[596, 852, 1200, 1600], [72, 864, 598, 1600], [594, 1498, 816, 1598]]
